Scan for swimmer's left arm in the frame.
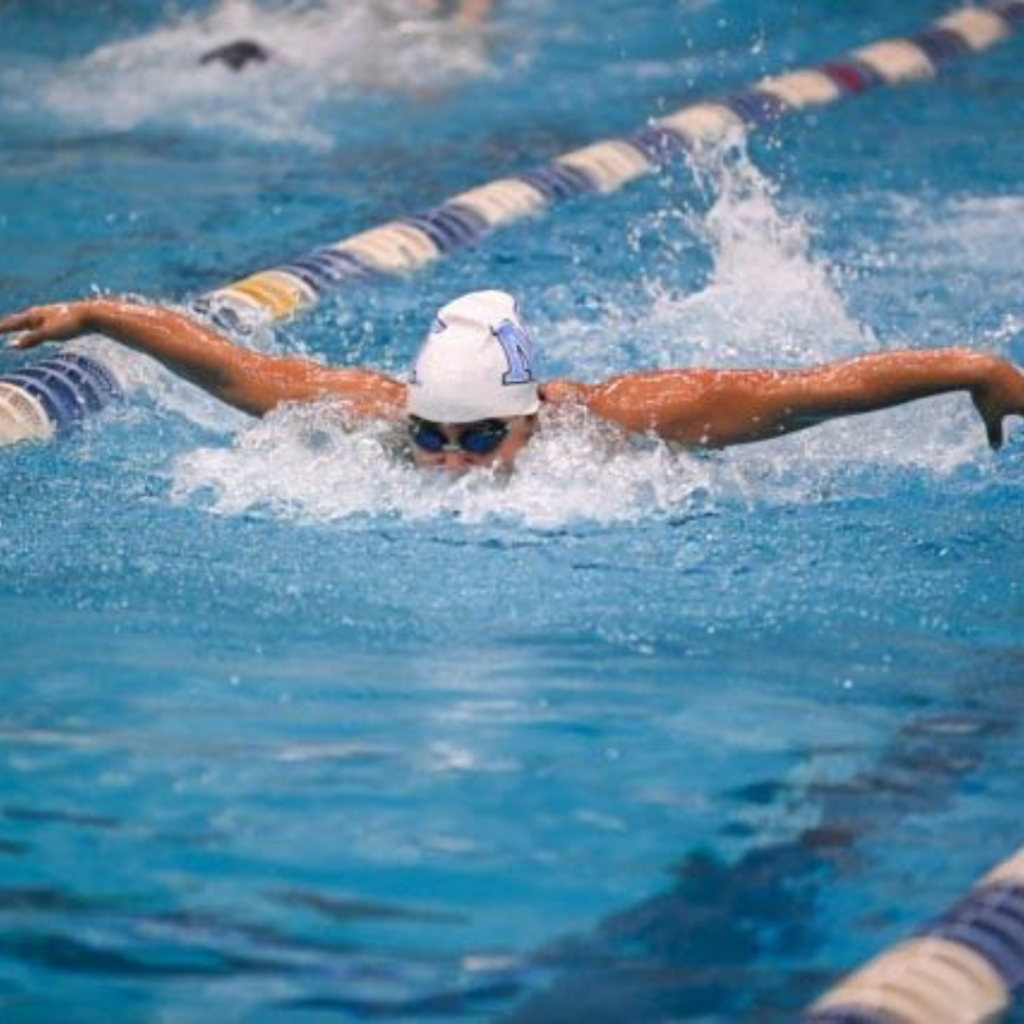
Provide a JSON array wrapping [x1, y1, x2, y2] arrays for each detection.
[[571, 349, 1024, 449]]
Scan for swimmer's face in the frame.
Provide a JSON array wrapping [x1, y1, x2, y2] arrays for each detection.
[[407, 415, 535, 474]]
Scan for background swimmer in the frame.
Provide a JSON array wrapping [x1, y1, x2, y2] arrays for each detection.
[[200, 38, 272, 71], [198, 0, 492, 70]]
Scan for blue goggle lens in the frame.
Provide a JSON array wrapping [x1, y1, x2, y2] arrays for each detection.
[[409, 420, 509, 456]]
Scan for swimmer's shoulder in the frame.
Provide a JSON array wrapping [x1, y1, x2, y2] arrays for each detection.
[[539, 379, 596, 410]]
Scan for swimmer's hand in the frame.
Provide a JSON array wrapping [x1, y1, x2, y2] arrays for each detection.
[[0, 302, 93, 349], [970, 358, 1024, 450]]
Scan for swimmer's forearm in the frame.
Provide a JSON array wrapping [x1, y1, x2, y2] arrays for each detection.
[[82, 300, 302, 414], [587, 349, 1019, 447], [84, 299, 246, 382], [81, 300, 380, 417], [771, 348, 1004, 417]]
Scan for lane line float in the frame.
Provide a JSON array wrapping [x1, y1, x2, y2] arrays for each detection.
[[803, 845, 1024, 1023]]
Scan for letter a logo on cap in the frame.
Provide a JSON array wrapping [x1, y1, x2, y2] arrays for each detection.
[[407, 290, 541, 422], [492, 319, 534, 385]]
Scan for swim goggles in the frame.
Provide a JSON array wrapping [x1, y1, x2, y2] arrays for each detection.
[[407, 418, 510, 456]]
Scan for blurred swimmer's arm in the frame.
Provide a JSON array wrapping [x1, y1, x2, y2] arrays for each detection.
[[417, 0, 490, 26], [453, 0, 491, 27], [561, 349, 1024, 449], [0, 300, 405, 419]]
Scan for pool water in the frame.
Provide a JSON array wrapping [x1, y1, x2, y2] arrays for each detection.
[[2, 1, 1024, 1021]]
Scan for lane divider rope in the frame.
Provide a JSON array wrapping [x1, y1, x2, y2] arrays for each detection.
[[2, 0, 1022, 446], [802, 844, 1024, 1023], [0, 353, 122, 445]]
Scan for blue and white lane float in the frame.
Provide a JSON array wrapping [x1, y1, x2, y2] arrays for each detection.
[[1, 0, 1022, 447], [802, 844, 1024, 1024], [0, 352, 122, 444]]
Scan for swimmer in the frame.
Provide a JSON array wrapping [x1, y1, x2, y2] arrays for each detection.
[[198, 0, 491, 71], [199, 39, 272, 72], [416, 0, 492, 29], [2, 290, 1024, 473]]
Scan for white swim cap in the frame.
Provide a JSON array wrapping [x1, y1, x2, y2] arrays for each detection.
[[406, 290, 540, 423]]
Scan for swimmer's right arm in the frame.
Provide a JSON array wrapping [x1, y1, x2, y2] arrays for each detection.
[[0, 299, 405, 419]]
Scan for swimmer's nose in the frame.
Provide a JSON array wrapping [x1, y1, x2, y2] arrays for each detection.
[[439, 451, 471, 474]]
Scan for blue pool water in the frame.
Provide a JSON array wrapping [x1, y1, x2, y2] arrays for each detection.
[[2, 1, 1024, 1020]]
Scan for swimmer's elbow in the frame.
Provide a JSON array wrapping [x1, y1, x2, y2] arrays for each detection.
[[217, 356, 328, 417], [221, 389, 278, 418], [176, 361, 287, 417], [219, 374, 312, 417]]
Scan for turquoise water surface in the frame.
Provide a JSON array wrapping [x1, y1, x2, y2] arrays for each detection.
[[2, 1, 1024, 1021]]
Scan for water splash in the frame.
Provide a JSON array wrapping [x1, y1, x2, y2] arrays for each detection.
[[104, 138, 1001, 527], [24, 0, 496, 146], [163, 397, 992, 531], [540, 138, 995, 496], [665, 139, 870, 365], [546, 136, 870, 379], [169, 401, 715, 527]]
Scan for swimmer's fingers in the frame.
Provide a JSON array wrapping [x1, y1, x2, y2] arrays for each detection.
[[0, 311, 45, 349], [985, 409, 1003, 450], [0, 304, 87, 349], [0, 310, 39, 336], [970, 392, 1005, 450], [970, 362, 1024, 450], [6, 330, 51, 350], [0, 316, 49, 349]]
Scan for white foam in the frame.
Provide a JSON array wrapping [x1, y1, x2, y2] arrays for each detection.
[[29, 0, 496, 146], [557, 136, 868, 372], [895, 195, 1024, 300], [165, 392, 992, 531], [547, 137, 870, 378], [667, 141, 870, 365], [169, 401, 716, 527]]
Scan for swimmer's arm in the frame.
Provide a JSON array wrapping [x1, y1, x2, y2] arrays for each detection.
[[561, 349, 1024, 449], [417, 0, 489, 25], [0, 300, 405, 419], [454, 0, 491, 26]]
